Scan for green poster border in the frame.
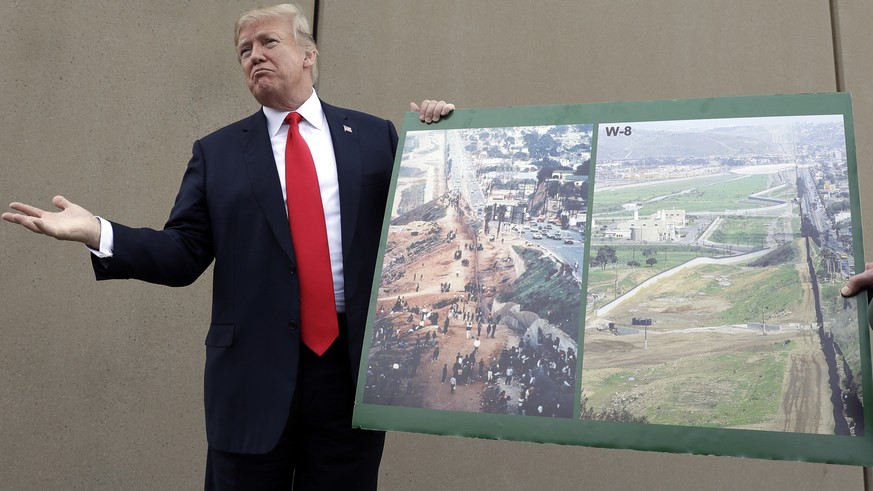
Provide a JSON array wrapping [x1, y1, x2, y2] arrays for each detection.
[[355, 92, 872, 466]]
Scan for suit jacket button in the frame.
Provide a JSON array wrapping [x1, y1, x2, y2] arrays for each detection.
[[290, 265, 296, 275], [289, 321, 298, 330]]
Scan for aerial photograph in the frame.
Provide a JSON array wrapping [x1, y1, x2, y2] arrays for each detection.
[[362, 124, 592, 418], [581, 115, 863, 436]]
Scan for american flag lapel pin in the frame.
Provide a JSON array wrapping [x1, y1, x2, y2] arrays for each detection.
[[343, 125, 353, 133]]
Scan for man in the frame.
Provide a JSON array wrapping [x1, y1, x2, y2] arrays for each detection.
[[3, 4, 452, 490]]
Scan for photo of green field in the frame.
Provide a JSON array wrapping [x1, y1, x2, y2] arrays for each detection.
[[581, 115, 862, 435]]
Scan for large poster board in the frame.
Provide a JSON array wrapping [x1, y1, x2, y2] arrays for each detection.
[[353, 93, 872, 465]]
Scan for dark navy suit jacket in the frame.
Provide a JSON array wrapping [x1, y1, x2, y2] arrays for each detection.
[[92, 101, 398, 454]]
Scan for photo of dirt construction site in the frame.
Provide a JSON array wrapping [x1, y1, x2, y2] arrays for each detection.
[[582, 115, 864, 436], [362, 124, 593, 418]]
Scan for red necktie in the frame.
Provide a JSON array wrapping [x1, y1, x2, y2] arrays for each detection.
[[284, 112, 338, 355]]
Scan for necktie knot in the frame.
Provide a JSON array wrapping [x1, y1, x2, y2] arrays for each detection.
[[285, 112, 303, 126]]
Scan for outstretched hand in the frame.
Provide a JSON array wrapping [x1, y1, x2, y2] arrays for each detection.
[[410, 100, 455, 124], [2, 196, 101, 249], [841, 262, 873, 298]]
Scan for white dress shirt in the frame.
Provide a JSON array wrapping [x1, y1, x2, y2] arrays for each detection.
[[91, 89, 346, 312]]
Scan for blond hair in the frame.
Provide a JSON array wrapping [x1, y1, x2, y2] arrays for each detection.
[[234, 4, 319, 83]]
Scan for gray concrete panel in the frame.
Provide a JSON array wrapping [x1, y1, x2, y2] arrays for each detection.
[[836, 0, 873, 249], [316, 0, 836, 126], [0, 1, 311, 489], [0, 0, 869, 489], [315, 1, 867, 490], [381, 432, 861, 491]]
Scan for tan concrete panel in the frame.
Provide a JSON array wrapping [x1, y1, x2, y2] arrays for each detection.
[[381, 433, 862, 491], [0, 0, 865, 489], [835, 4, 873, 490], [315, 1, 866, 490], [0, 1, 312, 489], [836, 0, 873, 252], [316, 0, 836, 128]]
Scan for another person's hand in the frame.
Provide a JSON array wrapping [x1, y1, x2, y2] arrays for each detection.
[[841, 262, 873, 297], [2, 196, 101, 249], [410, 100, 455, 124]]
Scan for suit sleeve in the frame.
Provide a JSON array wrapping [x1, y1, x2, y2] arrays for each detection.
[[92, 140, 215, 287]]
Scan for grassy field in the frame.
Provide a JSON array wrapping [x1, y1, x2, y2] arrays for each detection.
[[585, 241, 807, 323], [592, 174, 769, 214], [709, 216, 771, 249], [583, 339, 794, 427], [711, 264, 804, 325], [586, 244, 720, 294], [762, 182, 797, 201]]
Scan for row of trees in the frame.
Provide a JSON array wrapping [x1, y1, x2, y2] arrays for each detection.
[[467, 127, 591, 163], [590, 246, 660, 270]]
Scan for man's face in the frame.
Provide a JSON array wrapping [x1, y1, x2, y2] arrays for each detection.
[[236, 18, 314, 110]]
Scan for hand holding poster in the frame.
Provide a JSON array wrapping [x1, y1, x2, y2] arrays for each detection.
[[354, 93, 871, 465]]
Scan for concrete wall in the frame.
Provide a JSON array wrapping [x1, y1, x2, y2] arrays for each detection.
[[0, 1, 869, 489]]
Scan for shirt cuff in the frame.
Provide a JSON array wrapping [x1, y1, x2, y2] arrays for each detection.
[[86, 216, 115, 258]]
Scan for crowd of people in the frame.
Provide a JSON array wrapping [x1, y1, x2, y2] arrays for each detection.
[[365, 288, 577, 420]]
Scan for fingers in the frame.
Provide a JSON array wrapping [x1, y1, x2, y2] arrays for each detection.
[[53, 195, 71, 210], [414, 99, 435, 122], [438, 102, 455, 116], [841, 282, 858, 298], [1, 206, 46, 234], [3, 197, 95, 242], [841, 264, 873, 297], [7, 201, 47, 218], [412, 99, 455, 124]]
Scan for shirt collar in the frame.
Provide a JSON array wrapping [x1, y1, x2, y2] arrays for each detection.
[[263, 89, 325, 137]]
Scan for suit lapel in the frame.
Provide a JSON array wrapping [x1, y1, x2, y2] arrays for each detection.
[[240, 110, 295, 262], [322, 102, 361, 259]]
